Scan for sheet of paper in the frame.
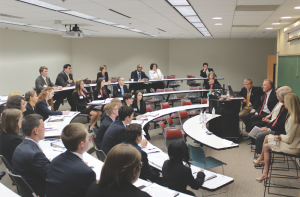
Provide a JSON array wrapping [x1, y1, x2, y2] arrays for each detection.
[[142, 183, 179, 197], [248, 126, 261, 139]]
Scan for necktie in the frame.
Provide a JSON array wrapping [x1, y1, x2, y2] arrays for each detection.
[[67, 75, 70, 81], [245, 91, 250, 109], [121, 87, 124, 95], [272, 106, 285, 127], [44, 78, 48, 86], [259, 94, 267, 115], [138, 72, 141, 80]]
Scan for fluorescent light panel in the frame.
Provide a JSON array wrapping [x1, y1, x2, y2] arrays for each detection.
[[265, 27, 273, 29], [0, 20, 67, 32], [175, 6, 196, 16], [167, 0, 189, 6], [281, 16, 291, 19], [272, 23, 280, 25], [294, 6, 300, 9], [17, 0, 69, 11], [113, 24, 130, 29], [61, 11, 97, 20], [0, 20, 26, 26], [27, 25, 54, 30], [214, 23, 222, 25], [93, 19, 117, 25], [185, 16, 201, 23], [130, 29, 143, 33], [193, 23, 205, 28], [212, 17, 222, 19]]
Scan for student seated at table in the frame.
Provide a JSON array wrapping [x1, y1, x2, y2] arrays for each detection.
[[113, 77, 129, 98], [23, 91, 38, 117], [148, 63, 164, 91], [204, 78, 219, 89], [203, 71, 221, 88], [36, 87, 69, 121], [0, 109, 23, 165], [6, 95, 26, 113], [254, 93, 300, 183], [101, 106, 134, 155], [100, 98, 122, 123], [95, 102, 118, 149], [162, 140, 205, 196], [8, 92, 22, 99], [123, 124, 159, 182], [73, 80, 102, 132], [123, 93, 148, 121], [85, 144, 151, 197], [46, 123, 96, 197], [96, 65, 111, 83], [93, 77, 108, 102], [12, 114, 50, 197]]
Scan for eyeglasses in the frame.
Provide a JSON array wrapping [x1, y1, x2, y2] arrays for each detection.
[[139, 162, 143, 168], [137, 67, 142, 69]]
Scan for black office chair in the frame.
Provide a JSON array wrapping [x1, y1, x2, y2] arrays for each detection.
[[89, 136, 106, 162], [0, 155, 16, 185], [6, 169, 38, 197]]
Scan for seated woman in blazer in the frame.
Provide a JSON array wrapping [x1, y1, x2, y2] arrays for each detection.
[[96, 65, 111, 95], [148, 63, 165, 91], [203, 71, 220, 88], [85, 144, 151, 197], [23, 91, 38, 117], [254, 93, 300, 183], [93, 78, 108, 102], [162, 140, 205, 196], [36, 87, 69, 121], [204, 78, 219, 89], [0, 109, 23, 165], [73, 80, 102, 132]]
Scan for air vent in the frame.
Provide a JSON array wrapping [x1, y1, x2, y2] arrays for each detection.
[[232, 25, 259, 27], [0, 13, 23, 19], [158, 28, 166, 32], [235, 5, 280, 11], [109, 9, 131, 18]]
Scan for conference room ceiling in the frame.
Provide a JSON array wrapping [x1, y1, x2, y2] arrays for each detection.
[[0, 0, 299, 39]]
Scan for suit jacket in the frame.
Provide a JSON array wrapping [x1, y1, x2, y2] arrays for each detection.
[[96, 71, 109, 82], [101, 120, 126, 155], [36, 100, 62, 120], [93, 88, 108, 101], [0, 132, 23, 165], [256, 89, 278, 113], [131, 70, 149, 81], [113, 84, 129, 98], [12, 139, 50, 197], [55, 71, 74, 87], [123, 141, 158, 182], [85, 181, 151, 197], [200, 68, 215, 78], [162, 160, 205, 195], [46, 151, 96, 197], [266, 105, 288, 135], [132, 100, 146, 116], [35, 75, 55, 95], [95, 115, 113, 149], [72, 91, 90, 112], [23, 103, 36, 117], [237, 87, 262, 109]]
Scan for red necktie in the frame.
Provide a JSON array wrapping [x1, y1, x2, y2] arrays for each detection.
[[259, 94, 267, 115], [210, 84, 213, 89], [272, 106, 285, 127]]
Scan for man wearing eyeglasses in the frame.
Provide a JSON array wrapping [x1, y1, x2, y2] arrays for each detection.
[[130, 64, 150, 93]]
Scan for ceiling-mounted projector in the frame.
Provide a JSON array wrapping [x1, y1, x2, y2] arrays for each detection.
[[62, 24, 84, 38]]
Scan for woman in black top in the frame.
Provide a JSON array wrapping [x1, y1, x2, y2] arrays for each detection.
[[6, 95, 26, 113], [73, 80, 101, 131], [23, 91, 38, 117], [96, 65, 111, 95], [85, 144, 150, 197], [0, 109, 23, 165], [162, 140, 205, 196], [93, 78, 108, 101], [203, 71, 220, 88]]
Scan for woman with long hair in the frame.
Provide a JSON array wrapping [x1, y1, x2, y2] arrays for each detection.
[[36, 87, 69, 120], [85, 144, 150, 197], [162, 140, 205, 195], [6, 95, 26, 112], [96, 65, 111, 83], [23, 90, 38, 117], [73, 80, 101, 131], [93, 78, 108, 101], [132, 90, 146, 115], [255, 93, 300, 182]]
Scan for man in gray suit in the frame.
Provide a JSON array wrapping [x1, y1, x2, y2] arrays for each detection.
[[35, 66, 62, 111]]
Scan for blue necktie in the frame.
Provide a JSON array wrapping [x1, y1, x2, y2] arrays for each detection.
[[121, 87, 124, 95]]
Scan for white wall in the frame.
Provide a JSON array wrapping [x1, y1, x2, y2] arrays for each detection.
[[277, 28, 300, 55]]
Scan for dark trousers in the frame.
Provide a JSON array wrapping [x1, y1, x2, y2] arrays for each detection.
[[255, 130, 275, 154], [53, 90, 75, 111], [130, 83, 150, 93], [245, 112, 268, 133], [150, 82, 165, 92], [250, 120, 269, 145]]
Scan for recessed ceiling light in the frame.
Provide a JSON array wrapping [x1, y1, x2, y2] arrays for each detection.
[[93, 19, 117, 25], [185, 16, 201, 23], [17, 0, 69, 11], [60, 11, 97, 20], [198, 27, 207, 31], [0, 20, 26, 26], [192, 23, 205, 28], [281, 16, 291, 19], [174, 6, 196, 16], [113, 24, 130, 29], [129, 29, 143, 33], [294, 6, 300, 9], [214, 23, 222, 25], [272, 23, 281, 25], [212, 17, 222, 19], [265, 27, 273, 29], [167, 0, 189, 6]]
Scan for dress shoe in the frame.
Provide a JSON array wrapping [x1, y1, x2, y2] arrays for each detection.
[[255, 175, 268, 183], [247, 141, 252, 145], [251, 146, 256, 150], [244, 136, 250, 140], [253, 159, 265, 165]]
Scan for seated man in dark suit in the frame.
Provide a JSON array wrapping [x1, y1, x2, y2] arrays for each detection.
[[237, 78, 261, 126], [123, 124, 159, 182], [130, 64, 150, 93], [244, 79, 278, 135], [95, 102, 118, 149], [101, 106, 134, 155], [46, 123, 96, 197], [200, 62, 215, 78], [12, 114, 50, 197], [113, 77, 129, 98], [55, 64, 75, 110], [35, 66, 63, 111]]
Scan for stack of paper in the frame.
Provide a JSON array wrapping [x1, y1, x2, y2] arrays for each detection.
[[48, 116, 64, 122], [45, 124, 58, 131], [142, 183, 179, 197], [190, 166, 217, 181], [146, 112, 159, 117], [50, 140, 65, 149], [248, 126, 261, 139], [142, 143, 161, 154]]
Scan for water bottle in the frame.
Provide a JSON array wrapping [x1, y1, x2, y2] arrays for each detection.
[[199, 111, 203, 123], [226, 90, 230, 98], [212, 107, 215, 117], [203, 111, 207, 122]]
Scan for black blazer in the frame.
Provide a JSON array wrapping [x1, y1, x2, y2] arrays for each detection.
[[123, 141, 158, 182], [0, 132, 23, 165], [200, 68, 215, 78], [96, 71, 109, 82], [113, 84, 129, 98], [85, 181, 151, 197], [256, 89, 278, 113], [95, 115, 113, 149], [203, 78, 220, 88], [23, 103, 36, 117], [93, 88, 108, 101], [131, 70, 149, 81], [162, 160, 205, 195], [237, 87, 262, 109], [72, 91, 90, 112], [267, 105, 288, 135], [204, 83, 219, 89], [36, 100, 62, 121], [46, 151, 96, 197], [55, 71, 75, 87], [132, 100, 146, 116], [12, 139, 50, 197], [101, 120, 126, 155]]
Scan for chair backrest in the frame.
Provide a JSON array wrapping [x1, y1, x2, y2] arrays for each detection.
[[166, 116, 175, 127], [181, 99, 192, 106], [164, 88, 173, 92], [187, 75, 195, 78], [146, 105, 153, 112], [187, 75, 196, 86], [164, 128, 184, 151], [151, 89, 164, 101], [111, 77, 118, 82], [90, 136, 98, 149], [0, 155, 15, 184], [159, 121, 167, 134], [187, 142, 206, 165], [185, 87, 199, 98], [202, 99, 207, 104], [170, 75, 175, 78], [89, 136, 107, 162], [179, 111, 189, 126], [91, 80, 96, 84], [164, 88, 175, 99], [6, 169, 37, 197], [161, 102, 170, 109]]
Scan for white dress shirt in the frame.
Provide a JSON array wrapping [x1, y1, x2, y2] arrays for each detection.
[[262, 89, 272, 113], [149, 69, 164, 80]]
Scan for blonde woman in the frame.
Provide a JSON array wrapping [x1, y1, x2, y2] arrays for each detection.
[[23, 91, 38, 117]]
